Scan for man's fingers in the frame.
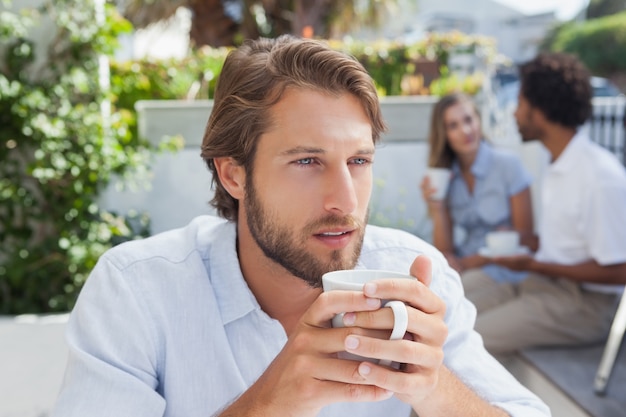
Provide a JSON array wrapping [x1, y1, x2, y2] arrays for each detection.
[[353, 359, 441, 399], [303, 290, 382, 327], [347, 304, 446, 345], [362, 277, 443, 316], [410, 255, 432, 286]]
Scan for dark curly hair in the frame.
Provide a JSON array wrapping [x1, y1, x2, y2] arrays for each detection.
[[519, 52, 592, 128]]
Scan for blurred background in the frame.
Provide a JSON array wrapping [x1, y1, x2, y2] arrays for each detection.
[[4, 0, 625, 316]]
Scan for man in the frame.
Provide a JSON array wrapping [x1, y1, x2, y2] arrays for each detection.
[[471, 52, 626, 354], [51, 36, 548, 416]]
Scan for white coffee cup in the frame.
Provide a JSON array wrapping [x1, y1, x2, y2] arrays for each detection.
[[426, 167, 452, 200], [485, 230, 520, 256], [322, 269, 412, 366]]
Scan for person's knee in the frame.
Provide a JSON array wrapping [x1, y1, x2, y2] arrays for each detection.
[[463, 278, 515, 314], [461, 268, 492, 297], [479, 334, 519, 356], [474, 314, 520, 355], [461, 268, 487, 284]]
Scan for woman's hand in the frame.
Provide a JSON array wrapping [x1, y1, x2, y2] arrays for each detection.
[[459, 254, 488, 271], [420, 176, 446, 217], [443, 253, 464, 273]]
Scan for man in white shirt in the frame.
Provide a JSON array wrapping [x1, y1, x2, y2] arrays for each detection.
[[476, 52, 626, 353], [51, 35, 548, 417]]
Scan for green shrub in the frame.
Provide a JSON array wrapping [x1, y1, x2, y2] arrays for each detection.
[[329, 32, 497, 96], [0, 0, 156, 313], [547, 11, 626, 76], [111, 32, 495, 105]]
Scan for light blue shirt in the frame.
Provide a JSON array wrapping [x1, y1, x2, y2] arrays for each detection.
[[52, 216, 549, 417], [448, 141, 532, 283]]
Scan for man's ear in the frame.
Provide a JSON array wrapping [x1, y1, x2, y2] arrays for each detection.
[[529, 103, 547, 126], [213, 157, 245, 199]]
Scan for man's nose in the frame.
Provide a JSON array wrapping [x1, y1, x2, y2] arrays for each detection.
[[323, 165, 358, 215]]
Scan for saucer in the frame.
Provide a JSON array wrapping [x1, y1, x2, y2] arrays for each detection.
[[478, 246, 531, 258]]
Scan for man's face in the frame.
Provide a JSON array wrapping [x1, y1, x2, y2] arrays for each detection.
[[514, 91, 543, 142], [242, 88, 374, 288]]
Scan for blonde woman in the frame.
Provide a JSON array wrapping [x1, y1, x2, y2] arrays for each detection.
[[420, 93, 535, 309]]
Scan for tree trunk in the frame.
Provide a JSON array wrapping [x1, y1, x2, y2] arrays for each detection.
[[188, 0, 239, 47], [256, 0, 293, 37], [239, 0, 261, 40], [293, 0, 331, 37]]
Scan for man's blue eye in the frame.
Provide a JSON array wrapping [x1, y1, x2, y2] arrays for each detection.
[[297, 158, 314, 165]]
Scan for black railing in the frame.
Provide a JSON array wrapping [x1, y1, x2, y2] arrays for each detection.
[[588, 98, 626, 166]]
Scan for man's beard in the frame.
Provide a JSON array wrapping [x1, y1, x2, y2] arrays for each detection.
[[245, 179, 367, 288], [518, 124, 539, 142], [517, 114, 543, 143]]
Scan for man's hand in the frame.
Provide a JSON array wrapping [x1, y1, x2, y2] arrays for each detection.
[[341, 255, 448, 408], [218, 255, 447, 416], [218, 281, 395, 416]]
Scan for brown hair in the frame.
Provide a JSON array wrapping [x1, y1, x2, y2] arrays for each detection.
[[427, 92, 481, 168], [200, 35, 386, 221]]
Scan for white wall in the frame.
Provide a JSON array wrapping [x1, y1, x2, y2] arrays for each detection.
[[115, 7, 191, 61], [99, 97, 440, 237], [98, 96, 560, 242], [0, 314, 69, 417], [98, 101, 216, 234], [99, 96, 556, 242]]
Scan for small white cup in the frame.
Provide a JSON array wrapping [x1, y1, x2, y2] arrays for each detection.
[[322, 269, 413, 366], [485, 230, 520, 256], [426, 167, 452, 200]]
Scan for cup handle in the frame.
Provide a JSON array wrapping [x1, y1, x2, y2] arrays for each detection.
[[378, 300, 408, 367]]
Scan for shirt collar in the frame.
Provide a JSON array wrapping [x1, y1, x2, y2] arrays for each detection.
[[549, 130, 588, 174], [206, 220, 262, 326], [452, 140, 492, 178]]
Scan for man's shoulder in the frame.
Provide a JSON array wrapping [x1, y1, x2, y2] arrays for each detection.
[[361, 225, 460, 297], [576, 139, 626, 183], [362, 225, 444, 264], [102, 215, 232, 271], [363, 224, 424, 246]]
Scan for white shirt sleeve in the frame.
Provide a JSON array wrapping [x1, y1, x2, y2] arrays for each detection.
[[586, 183, 626, 265], [51, 255, 166, 417], [431, 256, 550, 417]]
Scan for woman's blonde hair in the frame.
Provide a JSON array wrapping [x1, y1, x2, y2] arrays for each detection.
[[427, 92, 481, 168]]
